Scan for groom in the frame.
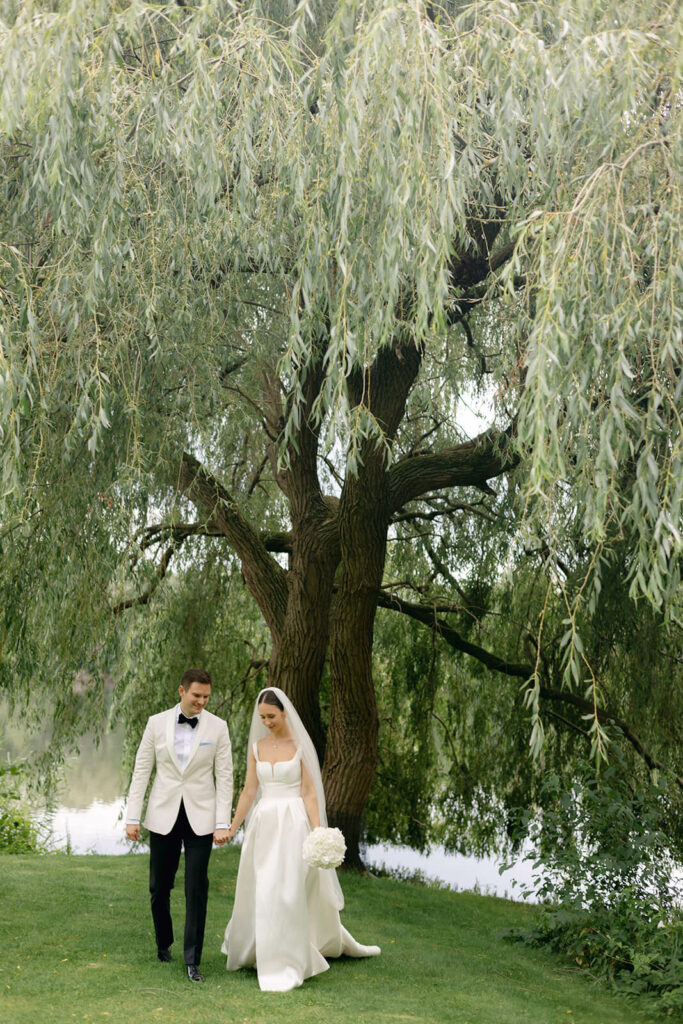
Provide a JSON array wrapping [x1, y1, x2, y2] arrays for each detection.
[[125, 668, 233, 982]]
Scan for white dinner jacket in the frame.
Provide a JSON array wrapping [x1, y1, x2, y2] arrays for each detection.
[[125, 707, 233, 836]]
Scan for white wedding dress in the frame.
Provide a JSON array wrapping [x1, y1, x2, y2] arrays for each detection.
[[221, 745, 380, 991]]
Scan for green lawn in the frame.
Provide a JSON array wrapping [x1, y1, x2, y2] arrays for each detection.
[[3, 850, 651, 1024]]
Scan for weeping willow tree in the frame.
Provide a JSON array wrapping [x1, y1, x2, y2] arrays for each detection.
[[0, 0, 680, 865]]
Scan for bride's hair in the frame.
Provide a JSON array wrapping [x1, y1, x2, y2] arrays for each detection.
[[258, 688, 284, 711]]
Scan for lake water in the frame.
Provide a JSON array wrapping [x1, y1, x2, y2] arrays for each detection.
[[5, 709, 681, 906], [39, 794, 537, 899], [6, 720, 534, 899]]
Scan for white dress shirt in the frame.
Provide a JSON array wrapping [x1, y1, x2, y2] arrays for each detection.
[[175, 703, 199, 770]]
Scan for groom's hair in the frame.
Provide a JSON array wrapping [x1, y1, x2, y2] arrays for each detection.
[[259, 689, 284, 710], [181, 668, 213, 689]]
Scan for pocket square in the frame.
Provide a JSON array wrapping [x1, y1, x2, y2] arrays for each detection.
[[199, 741, 214, 746]]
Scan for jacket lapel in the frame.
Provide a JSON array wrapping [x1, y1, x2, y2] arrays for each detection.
[[166, 707, 182, 773]]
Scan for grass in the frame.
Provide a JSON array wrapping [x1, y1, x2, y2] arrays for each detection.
[[4, 849, 652, 1024]]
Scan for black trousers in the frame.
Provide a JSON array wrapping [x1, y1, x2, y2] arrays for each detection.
[[149, 801, 213, 966]]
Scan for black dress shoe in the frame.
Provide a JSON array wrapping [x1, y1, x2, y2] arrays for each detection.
[[187, 964, 204, 982], [157, 948, 172, 962]]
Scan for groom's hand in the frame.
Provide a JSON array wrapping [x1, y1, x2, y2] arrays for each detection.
[[213, 828, 230, 846], [126, 824, 140, 841]]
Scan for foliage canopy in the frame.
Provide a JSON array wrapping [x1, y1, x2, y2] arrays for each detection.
[[0, 0, 680, 858]]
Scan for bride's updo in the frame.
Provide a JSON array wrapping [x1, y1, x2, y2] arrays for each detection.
[[259, 689, 284, 710]]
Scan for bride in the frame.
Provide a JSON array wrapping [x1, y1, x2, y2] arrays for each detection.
[[221, 687, 381, 991]]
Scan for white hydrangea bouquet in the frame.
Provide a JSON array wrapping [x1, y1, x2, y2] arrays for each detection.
[[302, 826, 346, 869]]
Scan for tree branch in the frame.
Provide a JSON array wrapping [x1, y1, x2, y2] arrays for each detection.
[[406, 418, 445, 456], [448, 238, 516, 292], [112, 543, 179, 613], [133, 521, 225, 555], [211, 659, 269, 716], [545, 709, 590, 738], [392, 498, 498, 526], [388, 427, 517, 513], [540, 686, 683, 788], [262, 531, 293, 554], [377, 590, 531, 677], [346, 332, 424, 440], [425, 545, 469, 600], [174, 452, 288, 637], [431, 711, 467, 774], [261, 341, 331, 519], [132, 518, 293, 556], [378, 590, 683, 790], [445, 237, 525, 331]]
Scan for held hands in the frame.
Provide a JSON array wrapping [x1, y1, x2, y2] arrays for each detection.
[[126, 824, 232, 844]]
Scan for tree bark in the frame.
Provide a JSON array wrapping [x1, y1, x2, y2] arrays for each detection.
[[325, 337, 423, 869], [267, 506, 339, 758], [260, 347, 341, 756], [325, 461, 386, 869]]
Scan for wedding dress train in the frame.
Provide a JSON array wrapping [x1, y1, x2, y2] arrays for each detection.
[[221, 746, 380, 991]]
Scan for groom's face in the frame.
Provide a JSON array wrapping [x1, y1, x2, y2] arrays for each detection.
[[179, 681, 211, 717]]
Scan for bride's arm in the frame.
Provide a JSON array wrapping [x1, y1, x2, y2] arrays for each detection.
[[226, 751, 258, 841], [300, 761, 320, 829]]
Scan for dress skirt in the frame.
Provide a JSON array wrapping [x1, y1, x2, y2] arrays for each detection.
[[222, 754, 380, 991]]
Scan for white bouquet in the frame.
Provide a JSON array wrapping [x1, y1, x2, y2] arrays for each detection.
[[302, 826, 346, 869]]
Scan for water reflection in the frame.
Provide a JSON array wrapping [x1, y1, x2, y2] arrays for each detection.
[[60, 729, 129, 808], [0, 708, 127, 807], [44, 797, 135, 855], [1, 707, 132, 853], [364, 841, 536, 900]]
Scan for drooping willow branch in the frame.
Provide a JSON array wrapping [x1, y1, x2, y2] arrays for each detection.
[[378, 590, 683, 790]]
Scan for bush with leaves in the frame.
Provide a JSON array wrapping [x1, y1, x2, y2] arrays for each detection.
[[0, 762, 46, 854], [504, 749, 683, 1015]]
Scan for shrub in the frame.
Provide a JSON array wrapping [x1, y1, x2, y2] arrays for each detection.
[[503, 752, 683, 1015], [0, 762, 47, 854]]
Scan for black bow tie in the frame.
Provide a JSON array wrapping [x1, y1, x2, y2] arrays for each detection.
[[178, 713, 199, 728]]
